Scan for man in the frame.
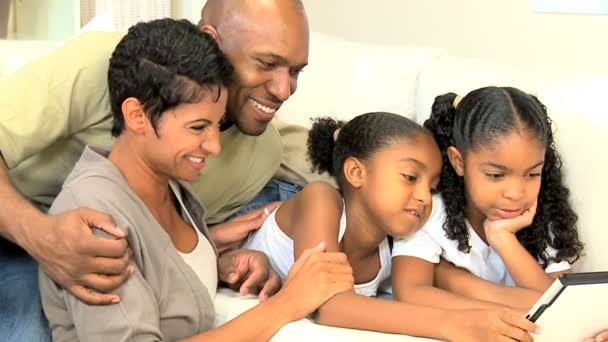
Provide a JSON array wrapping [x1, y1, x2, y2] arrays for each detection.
[[0, 0, 310, 340]]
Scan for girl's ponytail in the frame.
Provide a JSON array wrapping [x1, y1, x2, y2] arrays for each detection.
[[424, 93, 458, 153], [425, 93, 471, 252], [307, 117, 345, 177]]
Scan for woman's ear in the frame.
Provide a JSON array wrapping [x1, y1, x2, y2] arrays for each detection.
[[200, 25, 220, 44], [121, 97, 147, 135], [343, 157, 366, 188], [447, 146, 465, 176]]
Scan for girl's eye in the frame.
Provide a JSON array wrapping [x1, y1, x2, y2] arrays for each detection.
[[528, 172, 542, 178], [485, 173, 504, 179], [190, 125, 208, 132], [402, 174, 417, 183]]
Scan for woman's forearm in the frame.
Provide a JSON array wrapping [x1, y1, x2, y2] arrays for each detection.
[[178, 291, 296, 342]]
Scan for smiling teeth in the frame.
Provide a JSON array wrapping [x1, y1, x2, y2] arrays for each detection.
[[251, 99, 277, 114], [407, 210, 419, 217], [188, 156, 203, 163]]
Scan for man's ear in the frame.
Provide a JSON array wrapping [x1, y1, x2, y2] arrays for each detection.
[[343, 157, 366, 188], [121, 97, 147, 135], [447, 146, 465, 176]]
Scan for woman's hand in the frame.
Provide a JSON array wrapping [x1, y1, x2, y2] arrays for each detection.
[[279, 242, 354, 321]]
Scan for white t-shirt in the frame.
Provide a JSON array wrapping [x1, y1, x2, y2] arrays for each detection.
[[243, 204, 392, 297], [171, 181, 218, 299], [392, 195, 570, 286]]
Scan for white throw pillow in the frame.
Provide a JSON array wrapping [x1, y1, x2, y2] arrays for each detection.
[[539, 77, 608, 272], [278, 31, 440, 128], [415, 56, 545, 125]]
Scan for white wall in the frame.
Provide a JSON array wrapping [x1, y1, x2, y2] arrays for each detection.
[[171, 0, 203, 23], [14, 0, 79, 40], [302, 0, 608, 78]]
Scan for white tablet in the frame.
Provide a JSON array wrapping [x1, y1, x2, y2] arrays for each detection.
[[526, 272, 608, 342]]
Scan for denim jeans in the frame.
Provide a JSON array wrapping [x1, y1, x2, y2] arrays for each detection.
[[0, 245, 51, 342], [226, 178, 303, 221]]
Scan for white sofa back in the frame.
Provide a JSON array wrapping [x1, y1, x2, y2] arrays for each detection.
[[278, 31, 608, 273]]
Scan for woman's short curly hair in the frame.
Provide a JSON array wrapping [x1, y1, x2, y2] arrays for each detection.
[[108, 18, 233, 137]]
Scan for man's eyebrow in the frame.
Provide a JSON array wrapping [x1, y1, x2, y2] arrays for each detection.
[[257, 52, 308, 68]]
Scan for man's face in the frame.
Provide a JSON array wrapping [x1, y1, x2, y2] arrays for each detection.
[[218, 6, 309, 135]]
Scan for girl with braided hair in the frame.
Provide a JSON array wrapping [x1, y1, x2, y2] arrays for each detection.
[[243, 111, 540, 340], [392, 86, 585, 313]]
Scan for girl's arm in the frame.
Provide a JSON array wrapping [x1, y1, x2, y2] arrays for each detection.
[[433, 259, 542, 311], [484, 203, 564, 292], [486, 229, 564, 291], [315, 291, 538, 341], [392, 255, 506, 310], [282, 182, 537, 340]]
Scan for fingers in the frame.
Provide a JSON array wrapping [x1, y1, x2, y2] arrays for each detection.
[[499, 309, 538, 342], [289, 242, 326, 277], [264, 201, 283, 213], [79, 208, 126, 239], [312, 241, 327, 253], [238, 262, 268, 296], [89, 253, 132, 276], [595, 330, 608, 342], [79, 265, 133, 293], [527, 199, 538, 216], [231, 204, 273, 222], [258, 271, 282, 302], [70, 285, 120, 306], [81, 234, 129, 258]]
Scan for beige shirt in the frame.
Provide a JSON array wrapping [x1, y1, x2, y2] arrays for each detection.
[[272, 118, 336, 188], [39, 147, 217, 342], [0, 31, 281, 223]]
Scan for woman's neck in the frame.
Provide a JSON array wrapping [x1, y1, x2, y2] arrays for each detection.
[[108, 137, 172, 210]]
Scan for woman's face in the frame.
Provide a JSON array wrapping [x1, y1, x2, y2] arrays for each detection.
[[142, 87, 228, 182]]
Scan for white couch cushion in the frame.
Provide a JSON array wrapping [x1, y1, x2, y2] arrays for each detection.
[[214, 288, 438, 341], [278, 31, 440, 127]]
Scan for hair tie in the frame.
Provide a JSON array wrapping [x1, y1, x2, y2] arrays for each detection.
[[453, 95, 463, 109], [333, 128, 341, 142]]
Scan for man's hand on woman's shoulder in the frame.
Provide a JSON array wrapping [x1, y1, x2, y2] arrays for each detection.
[[26, 208, 132, 305]]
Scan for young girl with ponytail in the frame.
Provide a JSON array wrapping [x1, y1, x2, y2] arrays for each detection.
[[392, 85, 584, 310], [243, 111, 539, 341]]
